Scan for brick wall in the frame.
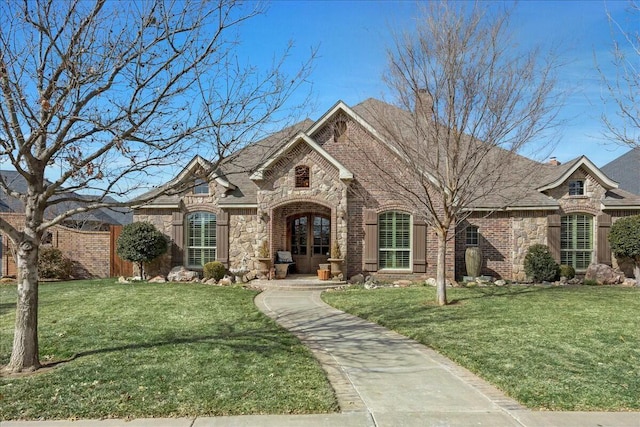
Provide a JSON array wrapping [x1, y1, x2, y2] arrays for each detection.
[[0, 213, 112, 278]]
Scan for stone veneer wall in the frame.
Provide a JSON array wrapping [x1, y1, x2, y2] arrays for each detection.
[[228, 209, 262, 271], [510, 212, 548, 281], [257, 140, 349, 267], [133, 208, 174, 277]]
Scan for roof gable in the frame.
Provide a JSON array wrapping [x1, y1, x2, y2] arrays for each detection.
[[536, 156, 618, 192], [250, 132, 353, 181]]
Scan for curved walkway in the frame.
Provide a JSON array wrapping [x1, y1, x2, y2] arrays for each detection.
[[255, 289, 640, 427]]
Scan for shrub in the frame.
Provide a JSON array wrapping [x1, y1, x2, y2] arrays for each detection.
[[559, 264, 576, 279], [116, 222, 169, 280], [524, 244, 559, 282], [203, 261, 226, 281], [608, 215, 640, 285], [38, 247, 73, 279]]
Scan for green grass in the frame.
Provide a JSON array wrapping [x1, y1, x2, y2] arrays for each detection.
[[1, 280, 337, 420], [323, 285, 640, 411]]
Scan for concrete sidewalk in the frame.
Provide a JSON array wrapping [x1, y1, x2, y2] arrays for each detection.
[[5, 288, 639, 427]]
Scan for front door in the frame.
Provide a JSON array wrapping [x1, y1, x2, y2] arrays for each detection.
[[290, 214, 330, 274]]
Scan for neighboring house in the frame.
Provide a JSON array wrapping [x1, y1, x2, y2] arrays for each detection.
[[601, 147, 640, 196], [0, 170, 133, 277], [134, 99, 640, 281]]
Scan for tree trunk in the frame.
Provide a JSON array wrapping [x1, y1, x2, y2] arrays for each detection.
[[6, 238, 40, 373], [436, 232, 448, 306]]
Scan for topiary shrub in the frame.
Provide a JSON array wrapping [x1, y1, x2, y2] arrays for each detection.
[[38, 247, 73, 279], [559, 264, 575, 279], [608, 215, 640, 286], [524, 244, 559, 282], [203, 261, 226, 281], [116, 222, 169, 280]]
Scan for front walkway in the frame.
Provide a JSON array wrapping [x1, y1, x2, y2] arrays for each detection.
[[255, 289, 640, 427]]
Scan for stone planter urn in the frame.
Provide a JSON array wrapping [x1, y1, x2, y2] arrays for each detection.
[[465, 246, 483, 278], [327, 258, 343, 279], [274, 263, 288, 279]]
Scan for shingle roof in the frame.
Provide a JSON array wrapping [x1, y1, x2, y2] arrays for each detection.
[[0, 170, 132, 225], [601, 147, 640, 196], [135, 98, 640, 211]]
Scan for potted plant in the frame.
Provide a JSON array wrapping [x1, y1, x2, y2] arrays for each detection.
[[257, 240, 271, 279], [327, 240, 344, 279]]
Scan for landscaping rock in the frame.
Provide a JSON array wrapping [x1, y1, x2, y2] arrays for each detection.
[[567, 277, 582, 285], [425, 278, 437, 286], [167, 266, 199, 282], [349, 274, 365, 284], [495, 279, 506, 286], [393, 280, 412, 287], [148, 275, 166, 283], [584, 263, 624, 285], [117, 276, 128, 283], [218, 276, 233, 286], [205, 278, 218, 285], [621, 278, 637, 287]]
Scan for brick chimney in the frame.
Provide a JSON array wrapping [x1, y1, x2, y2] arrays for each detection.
[[415, 88, 433, 115], [548, 156, 561, 166]]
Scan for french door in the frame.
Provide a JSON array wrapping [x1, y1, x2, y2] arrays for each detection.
[[289, 214, 330, 273]]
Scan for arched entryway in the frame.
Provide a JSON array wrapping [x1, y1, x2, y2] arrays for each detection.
[[271, 202, 333, 274]]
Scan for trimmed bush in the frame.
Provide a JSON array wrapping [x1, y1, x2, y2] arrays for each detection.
[[559, 264, 575, 279], [116, 222, 169, 280], [38, 247, 73, 279], [524, 244, 559, 282], [204, 261, 226, 281]]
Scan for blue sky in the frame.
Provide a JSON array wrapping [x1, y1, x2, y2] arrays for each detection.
[[243, 0, 637, 167]]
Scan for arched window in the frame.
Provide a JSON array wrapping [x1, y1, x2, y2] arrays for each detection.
[[186, 212, 216, 268], [378, 211, 411, 269], [561, 214, 593, 270], [295, 165, 310, 188]]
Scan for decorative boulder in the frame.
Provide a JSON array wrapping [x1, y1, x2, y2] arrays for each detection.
[[167, 266, 199, 282], [584, 264, 624, 285], [148, 275, 166, 283], [348, 274, 365, 284]]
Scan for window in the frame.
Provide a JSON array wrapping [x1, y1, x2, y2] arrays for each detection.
[[568, 180, 584, 196], [466, 226, 479, 246], [193, 178, 209, 194], [186, 212, 216, 267], [561, 214, 593, 270], [295, 165, 310, 188], [379, 211, 411, 269]]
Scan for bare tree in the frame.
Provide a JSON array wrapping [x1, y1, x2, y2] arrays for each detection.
[[355, 1, 561, 305], [599, 1, 639, 148], [0, 0, 313, 373]]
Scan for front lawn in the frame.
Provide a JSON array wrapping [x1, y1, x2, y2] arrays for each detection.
[[1, 280, 337, 420], [323, 285, 640, 411]]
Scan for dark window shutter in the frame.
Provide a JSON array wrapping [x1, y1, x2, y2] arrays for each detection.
[[364, 209, 378, 272], [597, 213, 612, 265], [217, 210, 229, 267], [547, 214, 561, 263], [171, 211, 184, 267], [413, 220, 427, 273]]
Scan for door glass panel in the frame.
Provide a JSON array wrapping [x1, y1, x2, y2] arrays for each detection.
[[291, 216, 307, 255], [312, 216, 330, 255]]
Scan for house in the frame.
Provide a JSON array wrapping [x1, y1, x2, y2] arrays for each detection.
[[134, 99, 640, 281], [601, 147, 640, 196], [0, 170, 133, 277]]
